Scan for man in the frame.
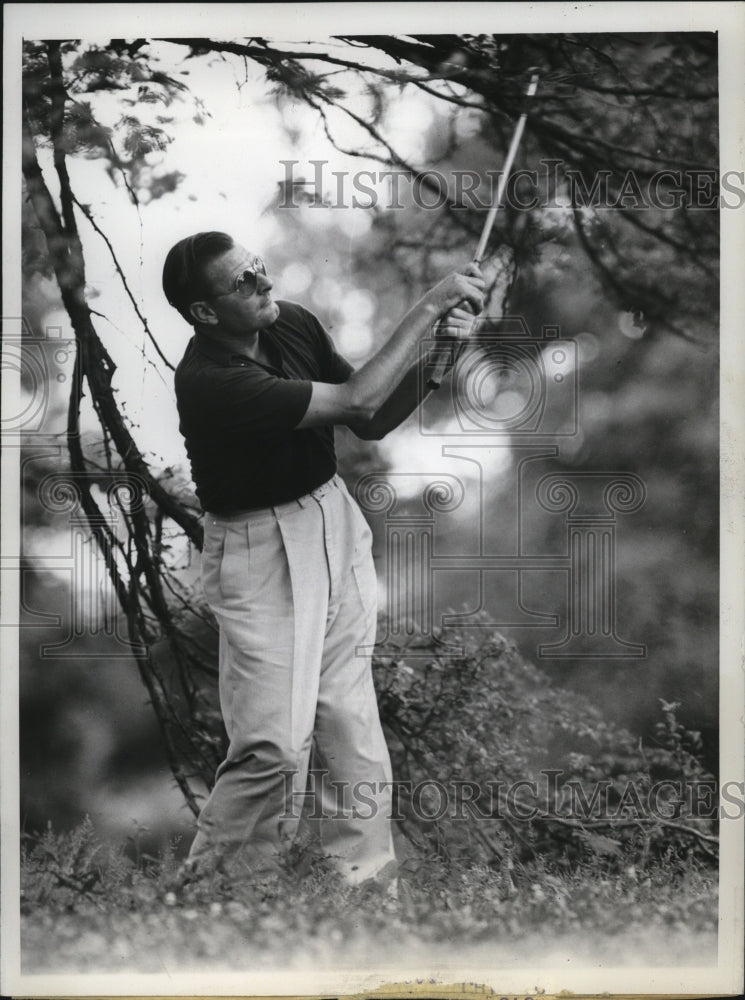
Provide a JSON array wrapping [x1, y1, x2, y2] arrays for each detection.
[[163, 231, 484, 888]]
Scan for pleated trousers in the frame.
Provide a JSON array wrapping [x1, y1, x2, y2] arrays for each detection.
[[190, 474, 396, 884]]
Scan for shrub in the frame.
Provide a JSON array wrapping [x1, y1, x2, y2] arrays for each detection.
[[373, 620, 717, 874]]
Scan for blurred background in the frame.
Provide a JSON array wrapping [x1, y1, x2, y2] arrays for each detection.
[[16, 32, 720, 852]]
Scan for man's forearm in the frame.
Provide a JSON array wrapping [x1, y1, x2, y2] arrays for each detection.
[[349, 308, 476, 439], [348, 363, 423, 440], [296, 268, 483, 431], [342, 298, 440, 420], [349, 356, 439, 440]]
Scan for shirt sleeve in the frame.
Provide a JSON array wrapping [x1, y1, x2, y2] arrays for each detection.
[[183, 364, 312, 436], [302, 305, 355, 384], [321, 331, 355, 384]]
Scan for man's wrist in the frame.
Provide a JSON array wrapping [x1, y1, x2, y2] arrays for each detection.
[[419, 299, 443, 324]]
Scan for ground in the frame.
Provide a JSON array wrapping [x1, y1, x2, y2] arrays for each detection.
[[19, 833, 717, 977]]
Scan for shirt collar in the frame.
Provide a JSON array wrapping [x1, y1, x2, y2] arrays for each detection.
[[193, 330, 259, 367]]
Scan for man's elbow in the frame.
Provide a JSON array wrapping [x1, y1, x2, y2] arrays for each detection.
[[340, 380, 377, 425], [348, 416, 388, 441], [350, 400, 377, 424]]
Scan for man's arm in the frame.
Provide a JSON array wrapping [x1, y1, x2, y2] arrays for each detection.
[[295, 267, 484, 430], [346, 306, 476, 441]]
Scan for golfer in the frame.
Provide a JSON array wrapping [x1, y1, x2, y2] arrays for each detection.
[[163, 231, 484, 888]]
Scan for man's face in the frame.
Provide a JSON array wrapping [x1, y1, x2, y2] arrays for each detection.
[[199, 244, 280, 336]]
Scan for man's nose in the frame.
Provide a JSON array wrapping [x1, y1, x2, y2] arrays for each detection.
[[257, 271, 273, 292]]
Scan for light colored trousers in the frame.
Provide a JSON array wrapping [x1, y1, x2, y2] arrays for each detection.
[[191, 474, 396, 884]]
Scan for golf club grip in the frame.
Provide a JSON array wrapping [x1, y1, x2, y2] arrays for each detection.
[[426, 299, 477, 390], [426, 329, 457, 391]]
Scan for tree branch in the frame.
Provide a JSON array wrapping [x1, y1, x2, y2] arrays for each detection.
[[71, 194, 175, 371]]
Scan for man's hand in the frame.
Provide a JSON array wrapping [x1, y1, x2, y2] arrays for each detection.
[[435, 305, 478, 341], [424, 263, 486, 318], [429, 264, 485, 375]]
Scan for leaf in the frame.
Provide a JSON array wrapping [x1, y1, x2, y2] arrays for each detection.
[[121, 122, 172, 157], [579, 831, 624, 858]]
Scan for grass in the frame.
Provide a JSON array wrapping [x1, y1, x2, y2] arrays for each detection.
[[19, 818, 718, 974]]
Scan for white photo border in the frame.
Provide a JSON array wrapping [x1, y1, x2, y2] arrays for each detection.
[[2, 3, 743, 997]]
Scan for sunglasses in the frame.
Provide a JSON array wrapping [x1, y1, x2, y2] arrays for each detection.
[[210, 256, 267, 299]]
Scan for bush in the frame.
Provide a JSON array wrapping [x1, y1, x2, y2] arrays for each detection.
[[373, 620, 718, 873], [22, 620, 717, 921]]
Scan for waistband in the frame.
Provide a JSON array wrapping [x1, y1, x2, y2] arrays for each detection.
[[206, 475, 341, 524]]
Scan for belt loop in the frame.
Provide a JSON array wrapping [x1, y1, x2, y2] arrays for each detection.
[[275, 496, 307, 520]]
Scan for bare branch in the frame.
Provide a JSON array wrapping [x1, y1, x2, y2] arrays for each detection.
[[72, 194, 175, 371]]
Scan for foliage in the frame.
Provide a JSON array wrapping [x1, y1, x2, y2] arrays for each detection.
[[374, 621, 718, 869], [21, 816, 132, 909], [20, 815, 717, 972], [19, 617, 719, 891], [18, 34, 720, 829]]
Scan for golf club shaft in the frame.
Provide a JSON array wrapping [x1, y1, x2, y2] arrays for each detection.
[[426, 72, 539, 390]]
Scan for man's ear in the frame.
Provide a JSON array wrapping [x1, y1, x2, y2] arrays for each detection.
[[189, 300, 218, 325]]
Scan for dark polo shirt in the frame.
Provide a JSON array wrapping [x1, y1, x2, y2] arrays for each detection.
[[175, 300, 353, 514]]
